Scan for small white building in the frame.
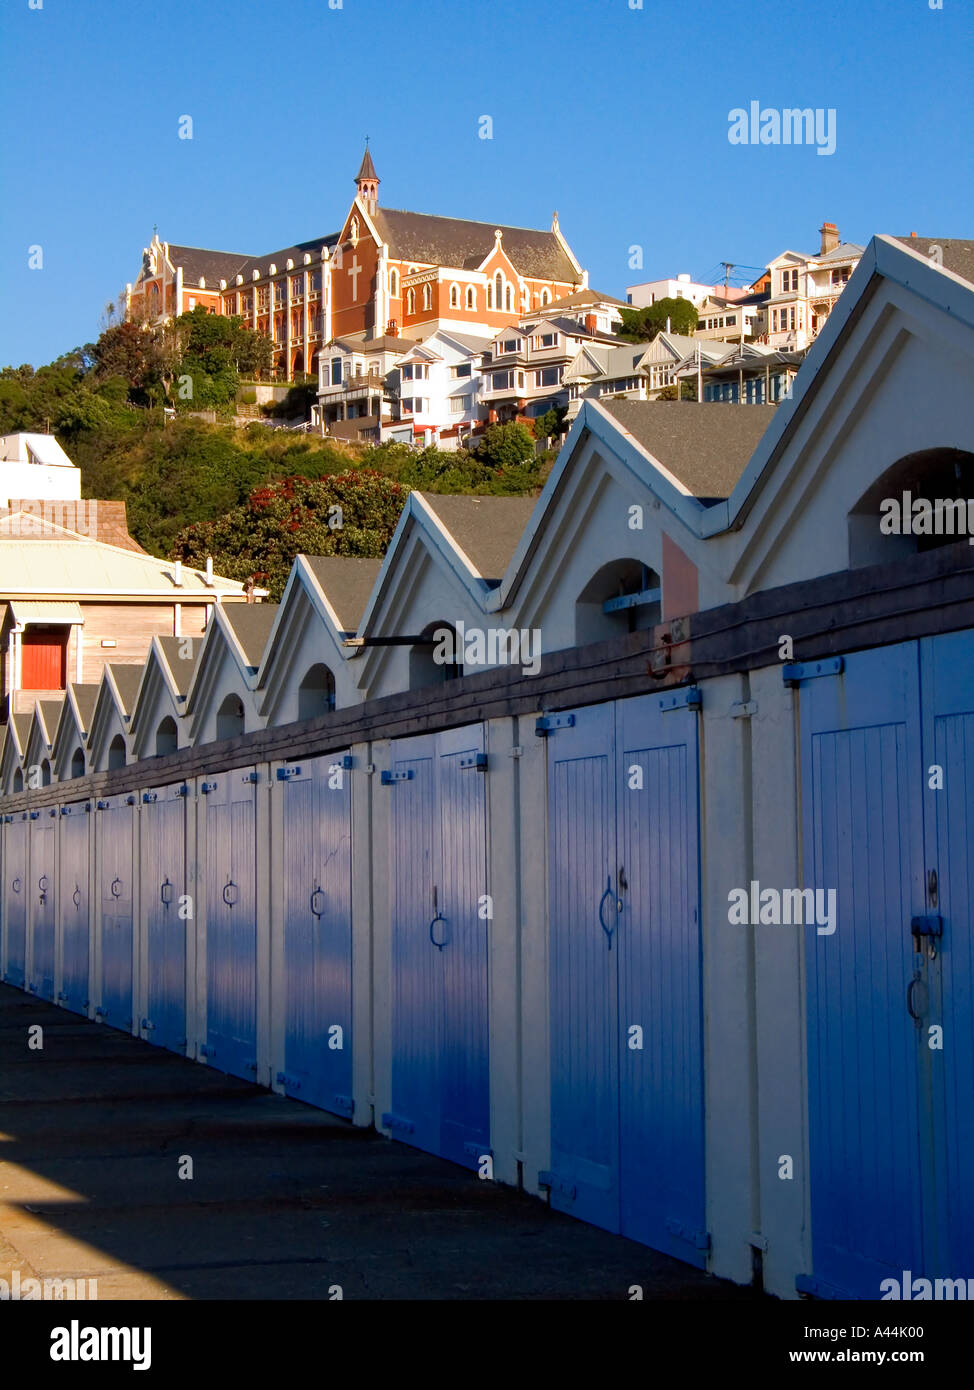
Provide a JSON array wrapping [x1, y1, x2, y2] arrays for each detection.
[[0, 433, 81, 508], [625, 274, 725, 309]]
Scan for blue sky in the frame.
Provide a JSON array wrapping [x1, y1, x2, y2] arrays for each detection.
[[1, 0, 971, 367]]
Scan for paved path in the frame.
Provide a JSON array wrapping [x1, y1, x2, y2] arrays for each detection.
[[0, 983, 756, 1301]]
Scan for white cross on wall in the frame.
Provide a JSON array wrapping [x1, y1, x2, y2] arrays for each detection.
[[348, 256, 361, 300]]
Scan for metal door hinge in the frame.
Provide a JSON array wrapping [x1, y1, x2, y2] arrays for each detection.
[[535, 713, 575, 736], [659, 686, 702, 712], [782, 657, 844, 686]]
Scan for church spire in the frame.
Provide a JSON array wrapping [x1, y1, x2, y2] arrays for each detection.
[[355, 140, 380, 207]]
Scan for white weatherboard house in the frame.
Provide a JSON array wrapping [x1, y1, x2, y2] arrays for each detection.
[[2, 235, 973, 1304]]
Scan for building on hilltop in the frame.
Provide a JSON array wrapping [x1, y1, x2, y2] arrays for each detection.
[[125, 145, 587, 385]]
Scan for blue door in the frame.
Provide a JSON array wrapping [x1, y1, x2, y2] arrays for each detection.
[[30, 818, 56, 1001], [142, 784, 188, 1053], [547, 703, 619, 1232], [205, 771, 257, 1081], [617, 693, 706, 1265], [99, 797, 135, 1031], [281, 755, 353, 1115], [3, 815, 28, 988], [386, 727, 490, 1168], [545, 694, 705, 1258], [920, 630, 974, 1282], [797, 644, 927, 1298], [59, 803, 90, 1015]]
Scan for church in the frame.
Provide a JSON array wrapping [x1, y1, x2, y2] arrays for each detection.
[[125, 147, 589, 380]]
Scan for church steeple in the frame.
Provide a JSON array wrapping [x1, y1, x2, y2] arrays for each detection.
[[355, 141, 380, 209]]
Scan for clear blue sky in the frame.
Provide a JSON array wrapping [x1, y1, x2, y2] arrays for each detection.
[[1, 0, 971, 366]]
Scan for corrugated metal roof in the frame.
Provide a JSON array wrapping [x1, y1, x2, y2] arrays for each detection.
[[9, 600, 84, 625], [0, 538, 245, 596]]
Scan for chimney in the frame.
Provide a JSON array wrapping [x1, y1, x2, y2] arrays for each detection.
[[819, 221, 839, 255], [205, 555, 214, 587], [173, 559, 183, 587]]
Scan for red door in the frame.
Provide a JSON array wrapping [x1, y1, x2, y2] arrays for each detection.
[[21, 630, 67, 689]]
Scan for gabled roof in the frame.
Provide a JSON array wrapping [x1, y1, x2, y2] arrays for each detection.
[[372, 208, 580, 283], [417, 495, 538, 584], [157, 635, 199, 698], [221, 604, 279, 669], [598, 400, 777, 502], [51, 683, 99, 776], [892, 237, 974, 287], [301, 557, 383, 633], [108, 663, 144, 716], [541, 288, 629, 310]]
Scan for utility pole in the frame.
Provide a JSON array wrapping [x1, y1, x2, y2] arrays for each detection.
[[721, 262, 734, 294]]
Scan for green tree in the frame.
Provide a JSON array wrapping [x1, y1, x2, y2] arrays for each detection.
[[474, 421, 535, 470], [616, 297, 699, 343]]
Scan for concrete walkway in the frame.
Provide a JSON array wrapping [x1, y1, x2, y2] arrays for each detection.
[[0, 983, 756, 1301]]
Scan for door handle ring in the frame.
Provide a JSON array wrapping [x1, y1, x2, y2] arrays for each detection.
[[429, 914, 447, 950]]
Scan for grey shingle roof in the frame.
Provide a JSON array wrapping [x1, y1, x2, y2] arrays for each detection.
[[12, 713, 31, 750], [419, 494, 538, 583], [109, 663, 145, 716], [158, 635, 198, 697], [372, 208, 580, 283], [231, 234, 339, 284], [39, 699, 65, 742], [304, 556, 382, 633], [70, 683, 100, 732], [599, 400, 777, 502], [165, 245, 253, 287], [543, 288, 629, 310], [892, 237, 974, 287], [223, 604, 280, 668]]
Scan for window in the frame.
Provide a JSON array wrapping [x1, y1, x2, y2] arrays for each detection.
[[534, 332, 556, 349], [450, 284, 459, 308], [216, 694, 244, 741], [108, 737, 125, 772], [541, 288, 551, 306], [676, 289, 684, 298], [402, 398, 414, 414], [390, 269, 399, 296], [537, 366, 560, 387], [495, 272, 503, 307], [188, 297, 196, 310], [449, 395, 467, 414], [505, 285, 512, 311], [626, 293, 632, 304], [422, 284, 432, 311], [466, 286, 475, 309], [502, 338, 519, 353], [291, 275, 304, 298], [406, 288, 416, 315], [487, 284, 493, 309], [781, 268, 799, 292], [298, 664, 336, 718], [402, 363, 414, 380], [275, 281, 286, 306], [331, 357, 343, 385], [70, 747, 85, 778], [491, 371, 513, 391], [156, 717, 177, 757], [517, 371, 525, 388], [726, 315, 736, 326], [311, 271, 321, 293], [453, 363, 472, 378]]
